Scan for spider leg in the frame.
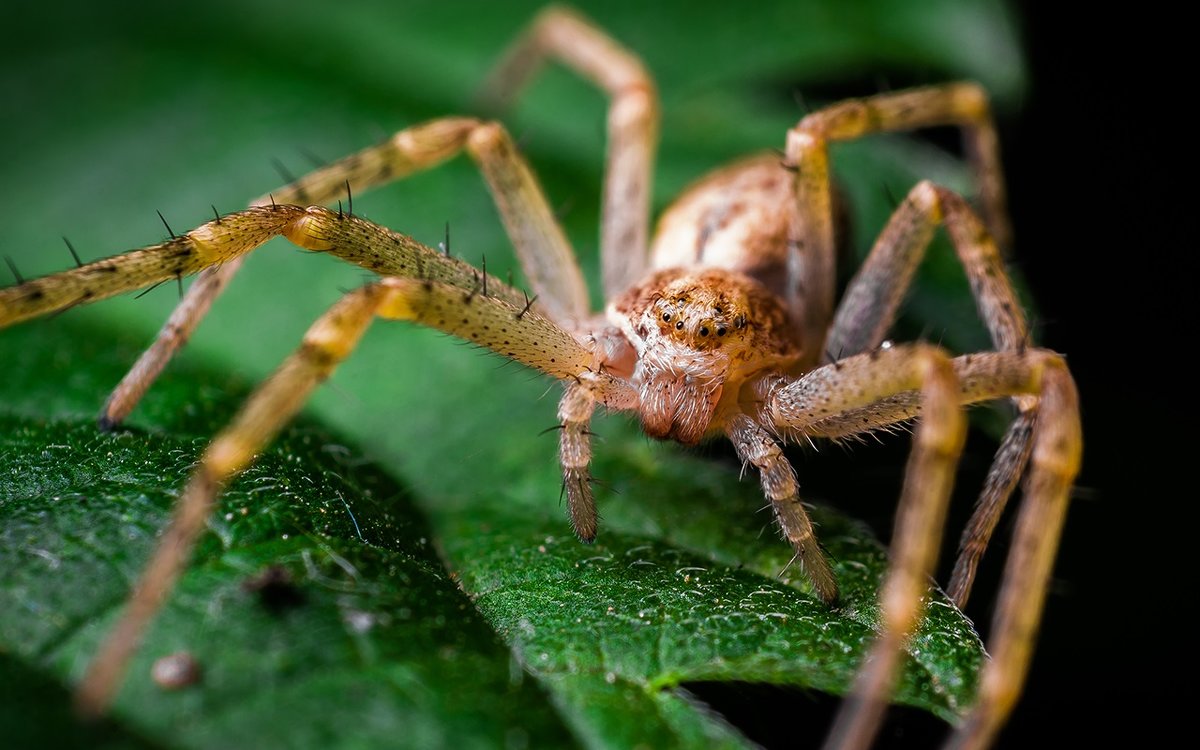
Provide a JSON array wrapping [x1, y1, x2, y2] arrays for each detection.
[[726, 413, 837, 602], [558, 383, 599, 542], [762, 344, 965, 750], [952, 356, 1079, 750], [480, 5, 658, 299], [74, 267, 637, 717], [764, 347, 1080, 750], [99, 117, 485, 427], [395, 276, 637, 543], [84, 113, 591, 426], [464, 120, 590, 321], [786, 83, 1008, 357], [1, 204, 535, 328], [75, 282, 400, 717], [822, 181, 1033, 606], [825, 182, 1024, 359]]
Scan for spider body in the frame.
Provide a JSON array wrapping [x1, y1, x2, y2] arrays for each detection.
[[0, 7, 1080, 749], [599, 154, 816, 445]]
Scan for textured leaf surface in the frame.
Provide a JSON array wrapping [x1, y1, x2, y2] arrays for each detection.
[[0, 0, 1021, 746], [0, 319, 984, 748]]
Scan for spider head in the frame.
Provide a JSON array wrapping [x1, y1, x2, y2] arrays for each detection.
[[608, 268, 802, 445]]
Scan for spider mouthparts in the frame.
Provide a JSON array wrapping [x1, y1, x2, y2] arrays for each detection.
[[638, 375, 722, 446]]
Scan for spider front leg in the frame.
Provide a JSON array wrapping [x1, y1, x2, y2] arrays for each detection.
[[0, 201, 540, 330], [75, 281, 399, 716], [726, 413, 838, 602], [558, 383, 600, 542]]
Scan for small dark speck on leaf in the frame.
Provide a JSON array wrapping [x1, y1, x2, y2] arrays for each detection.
[[242, 564, 306, 613]]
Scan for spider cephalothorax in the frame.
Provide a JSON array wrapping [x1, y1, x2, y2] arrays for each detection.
[[0, 6, 1080, 749], [608, 267, 801, 444]]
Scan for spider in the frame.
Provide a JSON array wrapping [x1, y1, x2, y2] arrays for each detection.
[[0, 6, 1079, 749]]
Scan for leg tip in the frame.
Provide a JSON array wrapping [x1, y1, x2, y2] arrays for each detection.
[[573, 528, 597, 545]]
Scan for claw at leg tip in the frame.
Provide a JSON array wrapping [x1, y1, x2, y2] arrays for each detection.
[[573, 525, 597, 544]]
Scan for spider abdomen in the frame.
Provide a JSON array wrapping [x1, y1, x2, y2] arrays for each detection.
[[649, 153, 793, 299]]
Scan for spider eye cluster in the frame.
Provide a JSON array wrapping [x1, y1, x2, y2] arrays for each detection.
[[653, 298, 743, 348]]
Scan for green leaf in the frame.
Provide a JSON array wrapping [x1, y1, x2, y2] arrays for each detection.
[[1, 1, 1022, 746], [1, 318, 984, 748]]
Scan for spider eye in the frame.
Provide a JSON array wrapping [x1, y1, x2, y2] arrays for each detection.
[[662, 312, 671, 322], [716, 327, 727, 336], [699, 326, 709, 337], [675, 321, 684, 330]]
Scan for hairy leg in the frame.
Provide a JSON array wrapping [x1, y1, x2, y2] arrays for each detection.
[[765, 347, 1080, 749], [821, 180, 1033, 605], [825, 181, 1023, 359], [481, 5, 658, 299], [1, 203, 530, 326], [99, 117, 485, 426], [726, 413, 838, 603], [786, 82, 1009, 357], [760, 344, 966, 749], [558, 383, 599, 543], [952, 360, 1078, 750], [57, 114, 590, 426], [400, 272, 636, 544]]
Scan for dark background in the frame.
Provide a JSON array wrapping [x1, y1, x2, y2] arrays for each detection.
[[996, 3, 1168, 746]]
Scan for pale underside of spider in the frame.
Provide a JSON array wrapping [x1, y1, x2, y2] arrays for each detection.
[[0, 7, 1080, 750]]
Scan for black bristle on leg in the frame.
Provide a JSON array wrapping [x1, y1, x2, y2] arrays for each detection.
[[63, 237, 83, 267], [156, 210, 175, 239]]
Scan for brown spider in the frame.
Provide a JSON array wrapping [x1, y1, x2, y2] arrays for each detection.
[[0, 7, 1079, 749]]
